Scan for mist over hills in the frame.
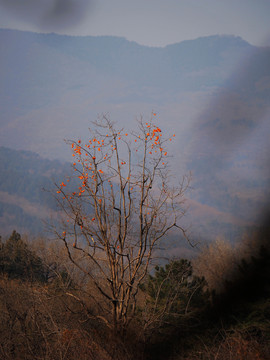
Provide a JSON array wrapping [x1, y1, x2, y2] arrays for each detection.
[[0, 29, 269, 240], [0, 146, 71, 235]]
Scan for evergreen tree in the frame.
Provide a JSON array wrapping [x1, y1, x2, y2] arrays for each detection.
[[0, 230, 46, 282]]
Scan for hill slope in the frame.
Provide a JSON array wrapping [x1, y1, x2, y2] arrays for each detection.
[[0, 147, 70, 235]]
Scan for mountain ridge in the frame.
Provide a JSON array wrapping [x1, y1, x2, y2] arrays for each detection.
[[0, 28, 254, 49]]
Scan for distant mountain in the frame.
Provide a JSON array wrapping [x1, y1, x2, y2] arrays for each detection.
[[0, 29, 255, 158], [0, 29, 252, 93], [0, 29, 269, 241]]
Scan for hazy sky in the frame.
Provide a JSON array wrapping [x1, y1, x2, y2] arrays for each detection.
[[0, 0, 269, 47]]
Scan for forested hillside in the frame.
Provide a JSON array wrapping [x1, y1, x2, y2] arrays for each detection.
[[0, 228, 269, 359], [0, 147, 70, 234]]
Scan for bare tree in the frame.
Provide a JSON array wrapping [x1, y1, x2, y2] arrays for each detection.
[[192, 238, 237, 294], [53, 115, 190, 333]]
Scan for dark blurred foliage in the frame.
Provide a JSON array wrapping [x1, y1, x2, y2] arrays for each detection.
[[212, 226, 270, 315], [0, 0, 93, 32]]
